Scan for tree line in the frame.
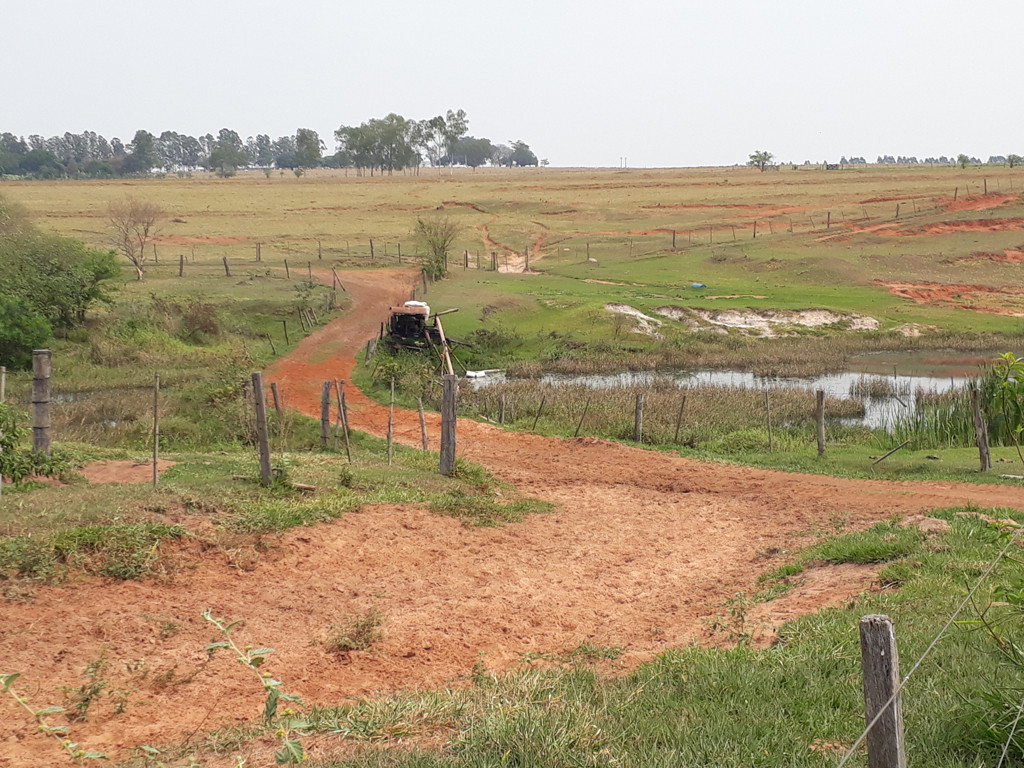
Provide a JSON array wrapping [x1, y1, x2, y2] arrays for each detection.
[[0, 109, 541, 180]]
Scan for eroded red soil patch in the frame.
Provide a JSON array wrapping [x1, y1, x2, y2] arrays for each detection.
[[876, 281, 1024, 316], [872, 218, 1024, 237], [942, 193, 1018, 212], [959, 249, 1024, 264]]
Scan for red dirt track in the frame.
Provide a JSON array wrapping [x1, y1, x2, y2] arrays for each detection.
[[4, 268, 1024, 766]]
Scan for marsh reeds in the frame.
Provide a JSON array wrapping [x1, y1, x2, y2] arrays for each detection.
[[461, 377, 864, 448]]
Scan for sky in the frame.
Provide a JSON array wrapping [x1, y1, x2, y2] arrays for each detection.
[[3, 0, 1022, 168]]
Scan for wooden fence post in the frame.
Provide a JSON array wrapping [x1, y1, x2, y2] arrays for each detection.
[[307, 261, 312, 281], [532, 395, 546, 432], [270, 382, 283, 417], [815, 389, 826, 457], [153, 373, 160, 488], [0, 365, 5, 403], [336, 379, 352, 462], [634, 392, 644, 443], [320, 381, 332, 448], [574, 397, 591, 438], [222, 256, 231, 277], [282, 320, 290, 345], [32, 349, 51, 455], [178, 254, 184, 277], [971, 384, 991, 471], [388, 378, 395, 466], [284, 259, 290, 279], [418, 397, 428, 450], [499, 393, 506, 424], [765, 389, 773, 452], [318, 240, 322, 259], [369, 239, 375, 260], [257, 241, 262, 261], [439, 374, 457, 475], [859, 615, 907, 768], [252, 371, 273, 486], [672, 230, 677, 249], [674, 394, 687, 443]]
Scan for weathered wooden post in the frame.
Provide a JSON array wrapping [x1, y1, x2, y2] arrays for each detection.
[[318, 240, 322, 260], [0, 366, 5, 402], [531, 396, 547, 432], [418, 397, 428, 450], [815, 389, 826, 457], [634, 392, 644, 443], [398, 242, 402, 263], [574, 397, 591, 438], [971, 384, 991, 471], [752, 220, 757, 239], [859, 615, 907, 768], [153, 373, 160, 488], [282, 320, 289, 345], [320, 381, 332, 448], [270, 382, 283, 417], [335, 379, 351, 462], [387, 378, 395, 466], [307, 261, 312, 281], [499, 393, 506, 425], [672, 230, 677, 249], [765, 389, 773, 452], [252, 372, 273, 486], [257, 241, 262, 261], [439, 375, 458, 475], [284, 259, 290, 279], [222, 256, 231, 277], [369, 239, 375, 260], [674, 394, 687, 443], [178, 254, 184, 277], [32, 350, 51, 455]]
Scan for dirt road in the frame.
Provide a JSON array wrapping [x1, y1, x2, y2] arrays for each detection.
[[3, 267, 1022, 766]]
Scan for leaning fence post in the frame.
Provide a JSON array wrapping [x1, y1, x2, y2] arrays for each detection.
[[337, 380, 352, 462], [222, 256, 231, 277], [32, 350, 51, 455], [320, 381, 332, 448], [0, 365, 5, 402], [270, 382, 283, 417], [765, 389, 773, 453], [815, 389, 826, 457], [532, 395, 546, 432], [252, 371, 273, 486], [418, 397, 428, 450], [674, 394, 687, 443], [439, 374, 457, 475], [859, 615, 907, 768]]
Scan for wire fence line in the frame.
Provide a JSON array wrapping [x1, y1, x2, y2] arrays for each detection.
[[838, 522, 1024, 768]]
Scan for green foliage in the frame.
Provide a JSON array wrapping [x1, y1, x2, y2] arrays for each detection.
[[748, 149, 774, 171], [203, 610, 307, 764], [0, 403, 71, 482], [0, 672, 109, 762], [415, 216, 460, 280], [0, 216, 119, 333]]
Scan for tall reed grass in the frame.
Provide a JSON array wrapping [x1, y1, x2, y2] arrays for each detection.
[[460, 377, 864, 449]]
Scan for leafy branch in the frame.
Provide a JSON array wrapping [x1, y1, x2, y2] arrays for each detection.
[[0, 672, 108, 763], [202, 609, 307, 765]]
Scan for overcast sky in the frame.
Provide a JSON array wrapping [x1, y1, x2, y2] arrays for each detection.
[[3, 0, 1021, 168]]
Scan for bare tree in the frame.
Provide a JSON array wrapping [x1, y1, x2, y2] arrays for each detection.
[[109, 196, 162, 280]]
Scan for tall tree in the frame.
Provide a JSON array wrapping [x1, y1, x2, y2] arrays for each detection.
[[510, 140, 538, 167], [295, 128, 324, 168], [208, 128, 250, 176], [124, 129, 158, 174]]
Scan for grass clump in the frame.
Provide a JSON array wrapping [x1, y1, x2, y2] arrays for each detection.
[[327, 608, 385, 654], [0, 522, 184, 582], [813, 521, 925, 565]]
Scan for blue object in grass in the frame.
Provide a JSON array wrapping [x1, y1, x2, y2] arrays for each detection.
[[691, 282, 707, 289]]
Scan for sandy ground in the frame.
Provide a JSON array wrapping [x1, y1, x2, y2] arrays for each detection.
[[3, 267, 1024, 766]]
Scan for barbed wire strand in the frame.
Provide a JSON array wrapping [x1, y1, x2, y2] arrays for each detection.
[[836, 523, 1024, 768], [996, 694, 1024, 768]]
